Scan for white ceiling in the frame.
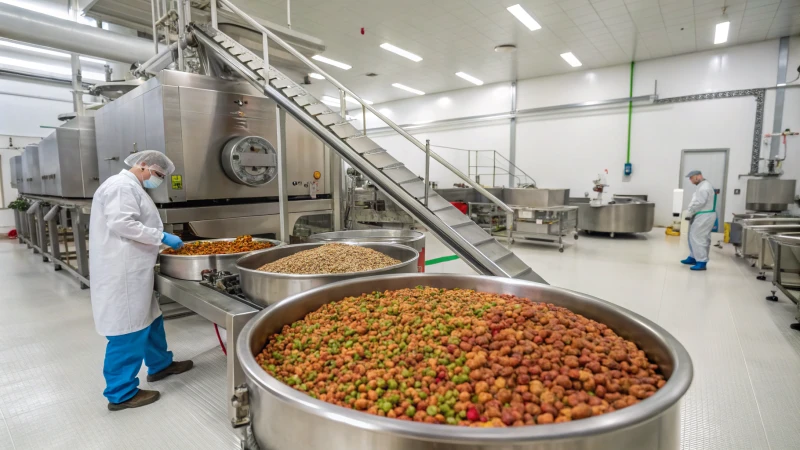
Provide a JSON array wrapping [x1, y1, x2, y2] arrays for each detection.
[[235, 0, 800, 103]]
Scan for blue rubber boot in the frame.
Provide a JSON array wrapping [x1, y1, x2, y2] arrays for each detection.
[[690, 262, 707, 271], [680, 256, 697, 265]]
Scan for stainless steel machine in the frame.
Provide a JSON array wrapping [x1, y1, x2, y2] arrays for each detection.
[[571, 197, 656, 236], [344, 169, 415, 230], [20, 143, 42, 195], [37, 116, 100, 198], [94, 70, 333, 237], [746, 178, 797, 212], [9, 155, 21, 190]]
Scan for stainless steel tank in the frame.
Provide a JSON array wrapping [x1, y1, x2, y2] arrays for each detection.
[[574, 201, 655, 234], [37, 116, 99, 198], [158, 238, 283, 281], [9, 155, 21, 189], [237, 273, 693, 450], [20, 144, 42, 195], [746, 178, 796, 212], [309, 230, 426, 272], [236, 243, 419, 307]]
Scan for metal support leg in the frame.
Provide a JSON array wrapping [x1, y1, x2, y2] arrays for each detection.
[[71, 207, 90, 289], [227, 310, 258, 427], [275, 106, 290, 242], [177, 0, 186, 71], [13, 210, 23, 244], [506, 212, 514, 249], [26, 201, 40, 253], [210, 0, 218, 28], [36, 205, 49, 262], [45, 205, 62, 270]]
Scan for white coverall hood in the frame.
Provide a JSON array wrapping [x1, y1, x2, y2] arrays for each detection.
[[89, 170, 164, 336]]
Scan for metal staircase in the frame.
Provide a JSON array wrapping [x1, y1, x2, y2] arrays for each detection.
[[189, 2, 545, 284]]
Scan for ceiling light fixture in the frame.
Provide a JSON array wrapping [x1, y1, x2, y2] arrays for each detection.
[[392, 83, 425, 95], [308, 72, 325, 80], [714, 21, 730, 45], [494, 44, 517, 53], [560, 52, 582, 67], [321, 95, 374, 106], [380, 43, 422, 62], [455, 72, 484, 85], [311, 55, 352, 70], [507, 4, 541, 31]]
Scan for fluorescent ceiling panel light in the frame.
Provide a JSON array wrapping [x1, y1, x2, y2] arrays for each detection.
[[506, 4, 541, 31], [560, 52, 582, 67], [714, 21, 730, 44], [455, 72, 483, 85], [311, 55, 351, 70], [0, 40, 108, 64], [346, 96, 373, 105], [321, 95, 373, 106], [0, 55, 104, 80], [308, 72, 325, 80], [379, 43, 422, 62], [392, 83, 425, 95]]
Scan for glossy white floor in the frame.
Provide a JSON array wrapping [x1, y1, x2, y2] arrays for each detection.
[[2, 229, 800, 450]]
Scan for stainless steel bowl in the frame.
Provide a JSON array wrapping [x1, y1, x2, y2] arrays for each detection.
[[310, 230, 426, 272], [236, 242, 419, 307], [575, 202, 655, 234], [158, 238, 283, 281], [237, 274, 693, 450]]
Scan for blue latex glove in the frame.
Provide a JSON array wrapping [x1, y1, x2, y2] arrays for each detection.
[[162, 232, 184, 250]]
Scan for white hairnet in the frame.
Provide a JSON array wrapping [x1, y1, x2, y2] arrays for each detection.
[[124, 150, 176, 176]]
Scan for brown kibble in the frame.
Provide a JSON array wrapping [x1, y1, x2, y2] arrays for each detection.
[[537, 413, 554, 424], [571, 403, 592, 420]]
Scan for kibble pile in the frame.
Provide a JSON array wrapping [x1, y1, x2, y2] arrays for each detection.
[[256, 243, 400, 274], [162, 235, 273, 256], [256, 287, 666, 427]]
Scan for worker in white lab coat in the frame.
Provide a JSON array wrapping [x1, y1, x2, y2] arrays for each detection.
[[89, 150, 193, 411], [680, 170, 717, 271]]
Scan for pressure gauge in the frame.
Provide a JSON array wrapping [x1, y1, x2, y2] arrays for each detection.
[[221, 136, 277, 187]]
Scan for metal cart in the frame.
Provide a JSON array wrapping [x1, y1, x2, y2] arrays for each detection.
[[509, 205, 579, 252]]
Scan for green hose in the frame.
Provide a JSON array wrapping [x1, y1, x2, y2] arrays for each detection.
[[626, 61, 635, 164]]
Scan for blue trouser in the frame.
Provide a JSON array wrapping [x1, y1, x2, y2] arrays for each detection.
[[103, 315, 173, 404]]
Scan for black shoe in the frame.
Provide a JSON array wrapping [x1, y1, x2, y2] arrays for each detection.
[[108, 389, 160, 411], [147, 360, 194, 382]]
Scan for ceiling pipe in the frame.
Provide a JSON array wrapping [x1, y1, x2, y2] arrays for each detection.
[[0, 2, 164, 65]]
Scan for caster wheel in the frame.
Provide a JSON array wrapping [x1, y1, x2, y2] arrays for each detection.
[[756, 274, 766, 281], [559, 247, 564, 253], [766, 291, 778, 302], [574, 234, 579, 240], [790, 323, 800, 331]]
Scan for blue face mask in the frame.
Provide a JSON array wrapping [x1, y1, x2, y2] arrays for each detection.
[[143, 172, 164, 189]]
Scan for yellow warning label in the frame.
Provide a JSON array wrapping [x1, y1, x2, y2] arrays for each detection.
[[171, 175, 183, 190]]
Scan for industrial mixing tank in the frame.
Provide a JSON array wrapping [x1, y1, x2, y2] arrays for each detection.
[[746, 178, 797, 212]]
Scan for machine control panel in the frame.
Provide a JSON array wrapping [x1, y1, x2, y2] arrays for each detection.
[[221, 136, 278, 187]]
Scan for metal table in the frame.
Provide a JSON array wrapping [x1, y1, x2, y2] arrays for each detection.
[[767, 234, 800, 331], [154, 272, 260, 425], [507, 205, 579, 252]]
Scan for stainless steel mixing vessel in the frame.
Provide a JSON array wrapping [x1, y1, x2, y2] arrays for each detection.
[[236, 242, 419, 307], [309, 230, 426, 272], [158, 238, 283, 281], [237, 273, 693, 450]]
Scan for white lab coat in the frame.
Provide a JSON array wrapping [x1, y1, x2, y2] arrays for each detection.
[[89, 170, 163, 336], [687, 179, 716, 262]]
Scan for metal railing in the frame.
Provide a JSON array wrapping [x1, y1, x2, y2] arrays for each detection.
[[210, 0, 514, 219], [430, 145, 536, 188]]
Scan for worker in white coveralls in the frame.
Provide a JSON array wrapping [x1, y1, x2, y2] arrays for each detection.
[[680, 170, 717, 271], [89, 150, 193, 411]]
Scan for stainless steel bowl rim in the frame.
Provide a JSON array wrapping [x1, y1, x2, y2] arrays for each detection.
[[236, 242, 419, 279], [770, 233, 800, 247], [310, 229, 425, 244], [237, 273, 693, 443], [158, 237, 282, 260]]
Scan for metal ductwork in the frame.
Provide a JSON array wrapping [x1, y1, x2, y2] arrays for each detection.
[[0, 2, 164, 64]]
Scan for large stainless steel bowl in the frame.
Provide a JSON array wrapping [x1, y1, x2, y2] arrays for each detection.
[[575, 202, 655, 234], [158, 238, 282, 281], [236, 242, 419, 307], [237, 274, 693, 450], [309, 230, 426, 272]]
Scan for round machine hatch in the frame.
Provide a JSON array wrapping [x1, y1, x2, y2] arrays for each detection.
[[221, 136, 278, 187]]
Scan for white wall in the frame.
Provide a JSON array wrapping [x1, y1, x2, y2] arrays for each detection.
[[0, 75, 73, 228], [359, 37, 800, 226]]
